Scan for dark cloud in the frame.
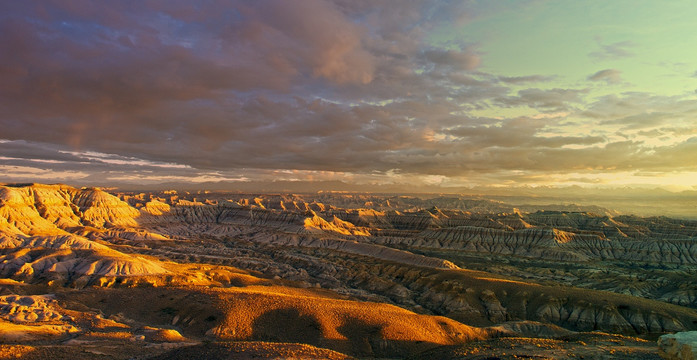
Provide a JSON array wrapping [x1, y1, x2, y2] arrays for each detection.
[[0, 0, 513, 179], [0, 141, 89, 164]]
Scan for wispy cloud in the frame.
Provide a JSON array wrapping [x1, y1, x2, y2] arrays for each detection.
[[589, 39, 635, 60], [498, 75, 556, 84], [588, 69, 623, 84]]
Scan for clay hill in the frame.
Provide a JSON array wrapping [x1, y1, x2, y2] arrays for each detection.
[[1, 183, 696, 359]]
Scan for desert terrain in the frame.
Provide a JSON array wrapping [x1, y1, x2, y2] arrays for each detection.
[[1, 183, 696, 359]]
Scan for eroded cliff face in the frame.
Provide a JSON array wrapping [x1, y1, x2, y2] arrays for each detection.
[[0, 184, 139, 233], [2, 183, 697, 348], [0, 184, 166, 283]]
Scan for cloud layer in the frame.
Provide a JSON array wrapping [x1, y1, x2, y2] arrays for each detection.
[[1, 1, 697, 188]]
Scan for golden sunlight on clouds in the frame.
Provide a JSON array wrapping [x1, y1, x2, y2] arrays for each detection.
[[0, 165, 89, 181]]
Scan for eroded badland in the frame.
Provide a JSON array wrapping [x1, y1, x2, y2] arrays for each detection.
[[1, 183, 697, 359]]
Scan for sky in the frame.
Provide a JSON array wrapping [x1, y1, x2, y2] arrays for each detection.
[[1, 0, 697, 191]]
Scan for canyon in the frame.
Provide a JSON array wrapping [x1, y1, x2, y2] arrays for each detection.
[[1, 183, 696, 359]]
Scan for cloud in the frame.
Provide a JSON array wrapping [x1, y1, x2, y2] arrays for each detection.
[[498, 75, 556, 84], [581, 93, 697, 132], [445, 116, 604, 150], [238, 0, 377, 85], [1, 1, 696, 189], [0, 164, 90, 182], [600, 112, 668, 130], [421, 48, 481, 71], [494, 88, 587, 111], [589, 39, 635, 60], [588, 69, 622, 84]]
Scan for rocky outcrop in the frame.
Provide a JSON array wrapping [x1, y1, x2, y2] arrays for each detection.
[[128, 192, 697, 267], [0, 295, 66, 323], [303, 213, 370, 236], [370, 223, 697, 265], [378, 227, 592, 262], [0, 184, 168, 283], [71, 188, 140, 227], [0, 186, 71, 236], [251, 232, 459, 270], [0, 184, 139, 233], [0, 247, 168, 282], [494, 320, 574, 338], [659, 331, 697, 360]]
